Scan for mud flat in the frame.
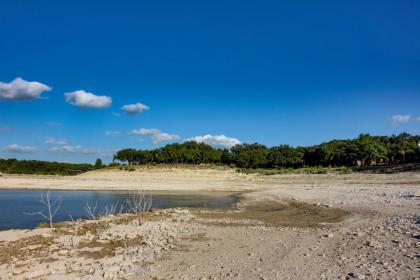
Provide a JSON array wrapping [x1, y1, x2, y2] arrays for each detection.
[[0, 167, 418, 279]]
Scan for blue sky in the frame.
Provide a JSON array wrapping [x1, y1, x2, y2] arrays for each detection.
[[0, 0, 419, 163]]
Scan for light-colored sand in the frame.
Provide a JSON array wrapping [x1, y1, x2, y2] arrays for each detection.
[[0, 167, 419, 280], [0, 167, 258, 191], [1, 166, 419, 192]]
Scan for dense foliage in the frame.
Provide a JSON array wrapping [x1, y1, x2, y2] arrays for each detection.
[[114, 133, 420, 169], [0, 159, 95, 175]]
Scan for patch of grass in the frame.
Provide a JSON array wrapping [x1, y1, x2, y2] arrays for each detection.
[[0, 235, 54, 265], [353, 163, 420, 174], [236, 166, 353, 175], [338, 166, 352, 174], [77, 237, 142, 259]]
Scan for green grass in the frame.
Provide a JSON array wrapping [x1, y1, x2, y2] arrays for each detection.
[[236, 166, 353, 175]]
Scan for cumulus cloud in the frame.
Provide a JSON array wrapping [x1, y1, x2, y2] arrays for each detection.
[[129, 128, 180, 144], [391, 115, 411, 125], [65, 90, 112, 109], [186, 134, 241, 148], [105, 130, 120, 137], [4, 144, 37, 153], [49, 145, 99, 154], [44, 136, 68, 145], [416, 116, 420, 123], [122, 103, 150, 115], [0, 77, 51, 100]]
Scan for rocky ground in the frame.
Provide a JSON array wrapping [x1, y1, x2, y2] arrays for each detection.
[[150, 182, 420, 280], [0, 170, 419, 280], [0, 209, 202, 280]]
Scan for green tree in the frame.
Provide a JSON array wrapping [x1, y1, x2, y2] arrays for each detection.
[[231, 143, 269, 168], [268, 145, 303, 168], [95, 158, 103, 169]]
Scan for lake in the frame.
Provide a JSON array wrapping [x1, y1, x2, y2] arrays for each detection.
[[0, 190, 238, 230]]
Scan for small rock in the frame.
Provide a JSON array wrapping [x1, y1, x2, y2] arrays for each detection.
[[58, 249, 68, 255], [26, 270, 46, 279], [26, 244, 42, 251]]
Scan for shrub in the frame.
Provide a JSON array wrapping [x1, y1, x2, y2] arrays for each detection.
[[338, 166, 352, 174]]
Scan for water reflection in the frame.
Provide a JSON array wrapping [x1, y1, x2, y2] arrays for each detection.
[[0, 190, 238, 230]]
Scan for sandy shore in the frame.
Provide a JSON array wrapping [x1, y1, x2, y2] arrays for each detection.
[[0, 167, 257, 191], [1, 166, 419, 192], [0, 167, 419, 279]]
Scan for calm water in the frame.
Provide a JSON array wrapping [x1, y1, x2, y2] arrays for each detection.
[[0, 190, 238, 230]]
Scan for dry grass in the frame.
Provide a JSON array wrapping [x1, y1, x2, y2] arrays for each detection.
[[0, 235, 54, 265]]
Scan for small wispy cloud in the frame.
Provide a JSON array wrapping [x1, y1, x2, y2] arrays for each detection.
[[121, 103, 150, 115], [112, 112, 121, 117], [105, 131, 120, 137], [44, 136, 68, 145], [65, 90, 112, 109], [4, 144, 37, 153], [0, 77, 51, 100], [390, 114, 411, 125], [186, 134, 241, 149], [49, 145, 99, 154], [416, 116, 420, 123], [129, 128, 180, 144]]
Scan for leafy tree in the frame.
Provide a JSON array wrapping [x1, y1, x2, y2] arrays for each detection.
[[268, 145, 303, 168], [94, 158, 103, 169], [113, 149, 138, 164], [231, 144, 269, 168], [355, 134, 388, 166]]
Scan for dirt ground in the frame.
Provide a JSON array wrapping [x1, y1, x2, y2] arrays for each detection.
[[0, 167, 419, 279]]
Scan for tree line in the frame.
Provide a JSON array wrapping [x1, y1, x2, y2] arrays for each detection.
[[1, 133, 418, 175], [0, 159, 96, 175], [113, 133, 420, 169]]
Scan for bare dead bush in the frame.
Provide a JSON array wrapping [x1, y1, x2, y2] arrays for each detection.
[[67, 214, 82, 249], [23, 191, 62, 229], [102, 202, 124, 217], [84, 201, 98, 220], [126, 191, 153, 214]]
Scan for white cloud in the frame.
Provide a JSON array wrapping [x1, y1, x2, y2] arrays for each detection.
[[416, 116, 420, 123], [44, 136, 68, 145], [129, 128, 180, 144], [105, 131, 120, 137], [186, 134, 241, 149], [65, 90, 112, 109], [112, 112, 121, 117], [0, 77, 51, 100], [4, 144, 37, 153], [49, 145, 99, 154], [122, 103, 150, 115], [391, 114, 411, 125]]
